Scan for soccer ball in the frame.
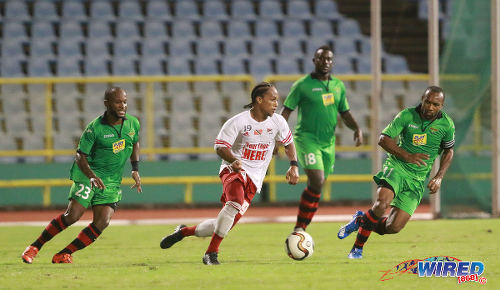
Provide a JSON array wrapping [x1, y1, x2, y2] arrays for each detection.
[[284, 231, 314, 260]]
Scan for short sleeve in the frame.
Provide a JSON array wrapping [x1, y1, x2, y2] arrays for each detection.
[[78, 124, 96, 154], [275, 115, 293, 146], [382, 110, 408, 138], [337, 81, 350, 113], [214, 117, 239, 149], [283, 80, 301, 110], [441, 119, 455, 149]]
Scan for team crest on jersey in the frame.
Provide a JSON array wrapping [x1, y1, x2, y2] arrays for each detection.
[[113, 139, 126, 153], [128, 128, 135, 138], [267, 128, 273, 134], [243, 131, 249, 136], [430, 127, 438, 133], [322, 93, 335, 106], [254, 129, 263, 135], [412, 134, 427, 146]]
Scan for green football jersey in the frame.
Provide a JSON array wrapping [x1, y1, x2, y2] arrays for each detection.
[[283, 73, 350, 145], [70, 113, 140, 187], [382, 105, 455, 181]]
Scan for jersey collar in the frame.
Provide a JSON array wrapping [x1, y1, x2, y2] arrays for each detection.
[[310, 72, 332, 80]]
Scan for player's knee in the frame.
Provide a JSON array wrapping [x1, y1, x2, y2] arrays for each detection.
[[93, 219, 110, 231], [373, 200, 391, 212]]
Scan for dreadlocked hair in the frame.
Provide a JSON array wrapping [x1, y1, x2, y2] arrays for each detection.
[[243, 82, 274, 109]]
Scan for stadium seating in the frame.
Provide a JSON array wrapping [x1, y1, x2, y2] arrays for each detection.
[[0, 0, 416, 159]]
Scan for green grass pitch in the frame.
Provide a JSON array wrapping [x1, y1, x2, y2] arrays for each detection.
[[1, 219, 499, 289]]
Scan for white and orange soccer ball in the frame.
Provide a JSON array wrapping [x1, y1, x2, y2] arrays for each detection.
[[285, 231, 314, 260]]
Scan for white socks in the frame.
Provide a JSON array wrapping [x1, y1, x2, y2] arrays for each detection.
[[214, 203, 240, 238], [194, 219, 216, 237]]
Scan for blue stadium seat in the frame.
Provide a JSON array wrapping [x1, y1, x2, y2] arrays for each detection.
[[142, 38, 166, 58], [58, 39, 83, 58], [33, 1, 59, 20], [230, 1, 256, 20], [310, 20, 334, 38], [196, 39, 221, 57], [30, 39, 55, 59], [202, 0, 229, 20], [167, 58, 191, 75], [59, 20, 85, 41], [338, 18, 362, 36], [1, 40, 27, 60], [140, 57, 165, 75], [305, 37, 333, 55], [146, 0, 172, 20], [61, 1, 87, 21], [113, 38, 138, 58], [2, 21, 28, 41], [194, 58, 219, 75], [57, 57, 82, 76], [282, 19, 307, 38], [115, 20, 141, 40], [4, 0, 30, 21], [251, 38, 277, 56], [31, 20, 56, 40], [248, 57, 274, 81], [221, 56, 246, 75], [199, 20, 224, 39], [174, 0, 199, 20], [118, 0, 144, 20], [258, 0, 284, 20], [332, 57, 354, 74], [28, 58, 53, 77], [224, 39, 248, 57], [275, 58, 300, 74], [112, 57, 137, 76], [144, 20, 169, 40], [227, 20, 252, 40], [357, 37, 371, 55], [287, 0, 312, 20], [334, 38, 357, 56], [254, 20, 280, 39], [171, 20, 197, 39], [168, 39, 194, 57], [88, 20, 113, 40], [0, 58, 25, 77], [356, 56, 371, 73], [90, 1, 115, 19], [314, 0, 342, 20], [86, 40, 110, 58], [278, 38, 304, 57], [384, 55, 410, 73], [85, 56, 110, 76]]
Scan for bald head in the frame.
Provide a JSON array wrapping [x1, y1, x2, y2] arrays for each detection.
[[104, 87, 126, 101]]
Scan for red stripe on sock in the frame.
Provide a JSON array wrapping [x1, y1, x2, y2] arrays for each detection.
[[56, 214, 67, 230], [66, 244, 78, 253], [78, 231, 93, 246], [206, 233, 223, 253], [181, 226, 196, 237], [354, 240, 365, 247], [88, 224, 99, 237], [305, 188, 321, 198], [366, 211, 378, 223], [299, 199, 318, 209], [359, 227, 372, 237]]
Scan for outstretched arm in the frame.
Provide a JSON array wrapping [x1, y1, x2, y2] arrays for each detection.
[[76, 151, 105, 190], [284, 142, 299, 185], [281, 107, 293, 122], [427, 148, 454, 194], [130, 142, 142, 193], [378, 134, 429, 166], [216, 147, 242, 172]]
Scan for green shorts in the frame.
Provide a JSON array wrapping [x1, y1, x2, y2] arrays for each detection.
[[68, 181, 122, 208], [295, 138, 335, 176], [373, 160, 425, 215]]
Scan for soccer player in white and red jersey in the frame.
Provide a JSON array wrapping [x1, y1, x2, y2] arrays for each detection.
[[160, 82, 300, 265]]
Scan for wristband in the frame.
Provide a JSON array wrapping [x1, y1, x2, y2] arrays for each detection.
[[131, 161, 139, 171], [290, 160, 298, 167]]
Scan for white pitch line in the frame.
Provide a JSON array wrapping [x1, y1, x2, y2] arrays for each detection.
[[0, 213, 432, 227]]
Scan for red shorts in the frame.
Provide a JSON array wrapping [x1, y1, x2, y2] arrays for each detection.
[[219, 167, 257, 215]]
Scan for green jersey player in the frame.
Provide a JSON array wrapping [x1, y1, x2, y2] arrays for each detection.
[[22, 87, 142, 264], [282, 45, 363, 232], [338, 86, 455, 259]]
